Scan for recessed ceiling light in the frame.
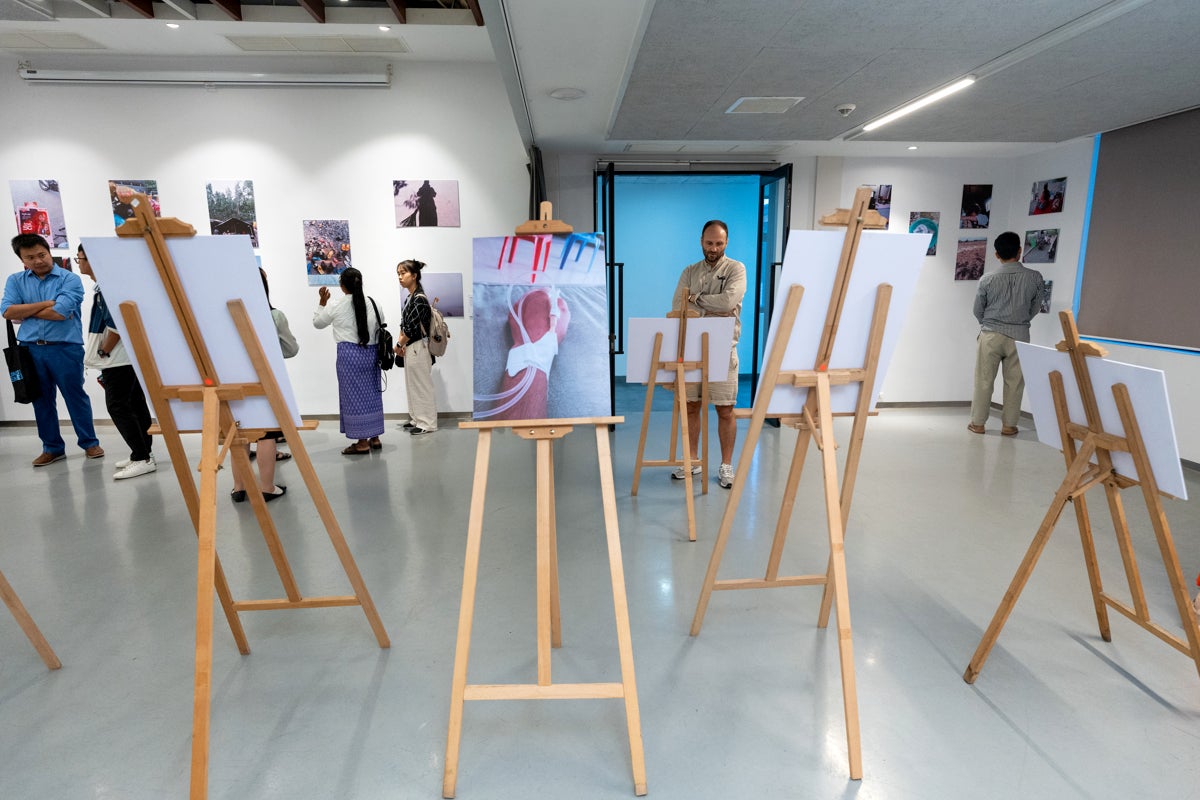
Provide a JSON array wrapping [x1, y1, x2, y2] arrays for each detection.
[[549, 87, 585, 101], [166, 22, 180, 28], [379, 25, 390, 31], [726, 96, 803, 114], [907, 145, 918, 150]]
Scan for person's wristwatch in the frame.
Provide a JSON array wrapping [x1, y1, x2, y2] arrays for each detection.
[[97, 349, 109, 358]]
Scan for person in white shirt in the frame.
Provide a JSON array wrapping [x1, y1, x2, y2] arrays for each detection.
[[313, 267, 384, 454]]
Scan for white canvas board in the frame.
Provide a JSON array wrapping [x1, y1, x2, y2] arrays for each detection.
[[1017, 342, 1187, 500], [625, 317, 735, 384], [81, 235, 302, 432], [757, 229, 930, 414]]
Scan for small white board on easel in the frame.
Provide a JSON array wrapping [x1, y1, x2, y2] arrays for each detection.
[[625, 317, 735, 384]]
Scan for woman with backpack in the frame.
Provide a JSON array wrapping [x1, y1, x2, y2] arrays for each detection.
[[394, 259, 437, 435], [313, 267, 385, 454]]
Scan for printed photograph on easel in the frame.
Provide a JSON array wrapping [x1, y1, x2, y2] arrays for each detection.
[[394, 180, 460, 228], [9, 179, 69, 249], [110, 179, 160, 226], [303, 219, 352, 286], [472, 234, 608, 421], [207, 180, 259, 247]]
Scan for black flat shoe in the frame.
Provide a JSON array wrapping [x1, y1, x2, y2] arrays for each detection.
[[263, 486, 287, 502], [230, 489, 247, 503]]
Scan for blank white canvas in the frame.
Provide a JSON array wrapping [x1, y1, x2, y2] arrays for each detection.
[[81, 234, 302, 432], [625, 317, 735, 384], [1017, 342, 1187, 500], [757, 229, 930, 414]]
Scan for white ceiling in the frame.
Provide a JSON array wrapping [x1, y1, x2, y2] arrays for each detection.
[[3, 0, 1198, 159]]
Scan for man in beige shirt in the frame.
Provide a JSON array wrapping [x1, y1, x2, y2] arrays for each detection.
[[671, 220, 746, 488]]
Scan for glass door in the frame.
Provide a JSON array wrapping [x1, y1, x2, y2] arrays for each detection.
[[750, 165, 791, 404], [595, 162, 620, 415]]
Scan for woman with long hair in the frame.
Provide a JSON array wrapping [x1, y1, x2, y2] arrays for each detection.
[[394, 259, 437, 434], [313, 267, 384, 454]]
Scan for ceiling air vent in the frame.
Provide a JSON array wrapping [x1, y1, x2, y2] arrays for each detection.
[[725, 96, 803, 114]]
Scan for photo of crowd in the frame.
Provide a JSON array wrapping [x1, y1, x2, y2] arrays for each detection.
[[304, 219, 353, 287]]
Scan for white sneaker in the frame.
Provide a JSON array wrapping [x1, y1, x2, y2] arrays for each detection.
[[115, 457, 132, 469], [671, 465, 702, 480], [114, 459, 157, 480], [717, 463, 734, 489]]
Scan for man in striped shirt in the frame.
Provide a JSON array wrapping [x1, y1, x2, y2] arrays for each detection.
[[968, 231, 1045, 436]]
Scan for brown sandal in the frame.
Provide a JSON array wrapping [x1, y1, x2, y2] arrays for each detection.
[[341, 444, 370, 455], [368, 437, 382, 450]]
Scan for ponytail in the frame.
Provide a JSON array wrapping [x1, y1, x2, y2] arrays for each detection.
[[340, 267, 369, 345]]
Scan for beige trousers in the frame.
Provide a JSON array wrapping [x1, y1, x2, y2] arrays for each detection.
[[404, 338, 437, 430], [971, 331, 1024, 428]]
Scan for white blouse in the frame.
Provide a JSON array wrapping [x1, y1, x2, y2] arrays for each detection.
[[312, 294, 382, 345]]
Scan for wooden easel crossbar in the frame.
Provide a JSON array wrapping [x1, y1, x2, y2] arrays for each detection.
[[443, 416, 646, 797], [101, 195, 389, 800], [964, 310, 1200, 684], [688, 186, 892, 780]]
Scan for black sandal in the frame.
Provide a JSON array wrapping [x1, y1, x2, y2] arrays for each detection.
[[341, 445, 370, 455]]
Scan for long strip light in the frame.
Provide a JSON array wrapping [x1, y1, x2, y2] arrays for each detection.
[[17, 67, 391, 88], [861, 76, 975, 133]]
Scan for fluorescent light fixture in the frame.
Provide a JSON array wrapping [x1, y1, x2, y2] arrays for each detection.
[[17, 66, 391, 88], [861, 76, 975, 132], [166, 23, 180, 29]]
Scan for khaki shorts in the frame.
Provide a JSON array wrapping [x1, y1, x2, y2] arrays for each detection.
[[684, 350, 738, 405]]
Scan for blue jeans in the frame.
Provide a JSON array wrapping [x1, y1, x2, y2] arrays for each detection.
[[26, 343, 99, 453]]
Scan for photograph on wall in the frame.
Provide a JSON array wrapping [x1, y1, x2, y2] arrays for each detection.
[[52, 256, 73, 272], [207, 180, 259, 247], [10, 179, 69, 249], [959, 184, 992, 228], [472, 233, 608, 421], [110, 180, 161, 226], [303, 219, 353, 286], [1041, 280, 1053, 313], [1029, 177, 1066, 215], [394, 180, 460, 228], [400, 271, 465, 318], [1023, 228, 1060, 263], [955, 237, 987, 280], [866, 184, 892, 223], [909, 211, 939, 255]]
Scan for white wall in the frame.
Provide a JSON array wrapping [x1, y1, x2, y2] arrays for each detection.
[[0, 58, 529, 424]]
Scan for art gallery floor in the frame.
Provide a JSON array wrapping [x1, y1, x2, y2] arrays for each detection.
[[2, 406, 1198, 800]]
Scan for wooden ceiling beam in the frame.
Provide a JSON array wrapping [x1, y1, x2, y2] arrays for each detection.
[[296, 0, 326, 23], [208, 0, 242, 22], [118, 0, 154, 19], [464, 0, 483, 26], [387, 0, 406, 24]]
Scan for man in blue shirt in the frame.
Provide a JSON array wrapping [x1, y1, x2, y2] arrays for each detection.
[[2, 234, 103, 466]]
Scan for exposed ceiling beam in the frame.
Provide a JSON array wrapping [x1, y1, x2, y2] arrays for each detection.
[[63, 0, 110, 16], [118, 0, 155, 19], [160, 0, 196, 21], [295, 0, 326, 23], [208, 0, 242, 22], [464, 0, 483, 26], [387, 0, 406, 24]]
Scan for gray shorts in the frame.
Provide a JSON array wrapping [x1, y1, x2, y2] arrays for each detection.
[[684, 350, 738, 405]]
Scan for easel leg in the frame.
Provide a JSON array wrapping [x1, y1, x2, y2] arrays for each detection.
[[190, 389, 221, 800], [443, 430, 492, 799], [549, 442, 562, 648], [536, 438, 553, 685], [1071, 494, 1112, 642], [765, 426, 811, 581], [815, 376, 862, 780], [0, 568, 61, 670], [676, 370, 698, 542], [964, 440, 1098, 683], [594, 425, 648, 796], [630, 375, 656, 496]]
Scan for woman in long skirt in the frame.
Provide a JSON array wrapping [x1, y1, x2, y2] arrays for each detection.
[[313, 267, 385, 454]]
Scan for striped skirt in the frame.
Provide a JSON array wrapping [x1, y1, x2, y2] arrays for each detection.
[[336, 341, 384, 439]]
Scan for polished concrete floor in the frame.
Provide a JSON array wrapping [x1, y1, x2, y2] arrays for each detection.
[[2, 406, 1199, 799]]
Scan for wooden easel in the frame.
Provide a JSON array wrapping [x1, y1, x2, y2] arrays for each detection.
[[0, 567, 61, 670], [630, 288, 710, 541], [964, 311, 1200, 683], [689, 186, 890, 780], [111, 195, 390, 800], [443, 416, 646, 797]]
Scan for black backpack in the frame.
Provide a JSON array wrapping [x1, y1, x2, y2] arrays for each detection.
[[368, 298, 394, 372]]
